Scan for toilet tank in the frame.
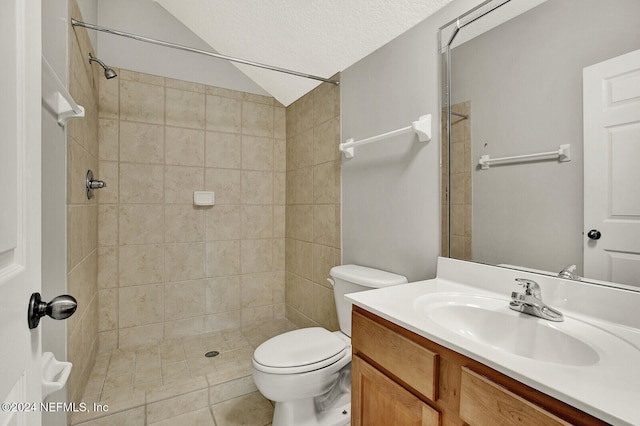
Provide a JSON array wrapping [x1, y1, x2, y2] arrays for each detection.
[[329, 265, 407, 337]]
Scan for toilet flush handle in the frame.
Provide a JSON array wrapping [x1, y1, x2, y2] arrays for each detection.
[[326, 278, 335, 287]]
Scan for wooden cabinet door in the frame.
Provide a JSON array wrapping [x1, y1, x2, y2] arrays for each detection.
[[460, 368, 572, 426], [352, 355, 440, 426]]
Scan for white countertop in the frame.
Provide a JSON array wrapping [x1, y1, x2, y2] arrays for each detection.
[[346, 257, 640, 426]]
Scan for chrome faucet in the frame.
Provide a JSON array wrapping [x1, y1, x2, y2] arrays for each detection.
[[509, 278, 564, 322], [558, 264, 581, 281]]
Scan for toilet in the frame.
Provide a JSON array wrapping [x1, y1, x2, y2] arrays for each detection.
[[252, 264, 408, 426]]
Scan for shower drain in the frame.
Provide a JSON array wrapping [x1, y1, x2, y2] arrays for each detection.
[[205, 350, 220, 358]]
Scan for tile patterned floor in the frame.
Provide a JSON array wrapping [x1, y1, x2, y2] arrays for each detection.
[[71, 319, 297, 426]]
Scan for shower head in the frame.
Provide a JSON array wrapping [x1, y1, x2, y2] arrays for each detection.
[[88, 53, 117, 79]]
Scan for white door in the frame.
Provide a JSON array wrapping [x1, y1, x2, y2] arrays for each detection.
[[583, 48, 640, 287], [0, 0, 43, 425]]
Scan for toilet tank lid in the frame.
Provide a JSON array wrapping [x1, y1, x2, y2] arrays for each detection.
[[330, 265, 407, 288]]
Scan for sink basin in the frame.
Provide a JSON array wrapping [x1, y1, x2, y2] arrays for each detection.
[[413, 293, 600, 366]]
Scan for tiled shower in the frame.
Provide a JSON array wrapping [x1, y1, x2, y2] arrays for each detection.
[[66, 3, 341, 424]]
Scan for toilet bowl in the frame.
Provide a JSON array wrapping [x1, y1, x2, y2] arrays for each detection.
[[252, 265, 407, 426]]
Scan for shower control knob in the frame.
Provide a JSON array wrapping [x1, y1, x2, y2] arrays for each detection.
[[28, 292, 77, 329], [587, 229, 601, 240], [86, 169, 107, 199], [88, 180, 106, 189]]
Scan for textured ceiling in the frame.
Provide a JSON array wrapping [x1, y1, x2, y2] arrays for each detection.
[[153, 0, 454, 105]]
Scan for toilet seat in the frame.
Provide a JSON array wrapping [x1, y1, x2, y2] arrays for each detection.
[[253, 327, 348, 375]]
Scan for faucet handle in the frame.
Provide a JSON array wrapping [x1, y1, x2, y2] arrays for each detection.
[[515, 278, 541, 297]]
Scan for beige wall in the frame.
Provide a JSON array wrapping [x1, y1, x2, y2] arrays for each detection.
[[67, 0, 100, 405], [284, 78, 341, 330], [96, 69, 287, 349]]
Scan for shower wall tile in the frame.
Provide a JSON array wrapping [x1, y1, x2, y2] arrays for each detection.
[[120, 80, 165, 124], [286, 91, 313, 138], [285, 205, 313, 241], [274, 107, 286, 140], [286, 168, 313, 205], [240, 273, 276, 308], [205, 276, 241, 314], [165, 77, 205, 93], [164, 204, 204, 243], [99, 331, 118, 353], [164, 280, 206, 320], [241, 101, 274, 137], [312, 244, 339, 288], [164, 317, 207, 340], [241, 171, 273, 205], [274, 138, 286, 172], [285, 77, 341, 330], [240, 239, 273, 274], [274, 173, 286, 206], [205, 132, 242, 169], [98, 70, 285, 348], [67, 204, 98, 270], [285, 239, 312, 280], [98, 77, 119, 120], [99, 288, 118, 331], [314, 117, 341, 164], [206, 241, 241, 278], [286, 130, 314, 171], [242, 92, 274, 106], [68, 138, 98, 205], [98, 204, 118, 247], [119, 69, 165, 86], [118, 204, 164, 245], [273, 205, 285, 237], [164, 242, 206, 282], [98, 119, 118, 161], [205, 205, 241, 241], [118, 244, 164, 287], [119, 121, 164, 164], [98, 246, 118, 289], [241, 306, 273, 326], [165, 88, 205, 129], [119, 283, 164, 328], [241, 205, 273, 239], [204, 169, 241, 205], [206, 95, 242, 133], [273, 238, 286, 271], [67, 251, 98, 336], [205, 311, 242, 333], [119, 163, 164, 204], [97, 161, 118, 204], [165, 127, 205, 167], [205, 86, 244, 100], [164, 165, 204, 204], [313, 80, 340, 127], [313, 161, 339, 204], [241, 136, 273, 171], [118, 324, 165, 348]]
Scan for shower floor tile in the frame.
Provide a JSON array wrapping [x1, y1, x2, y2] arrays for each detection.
[[71, 319, 296, 425]]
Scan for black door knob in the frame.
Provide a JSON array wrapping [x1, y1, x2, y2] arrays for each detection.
[[587, 229, 601, 240], [28, 292, 77, 329]]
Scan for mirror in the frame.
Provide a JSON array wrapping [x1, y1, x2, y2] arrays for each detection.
[[441, 0, 640, 289]]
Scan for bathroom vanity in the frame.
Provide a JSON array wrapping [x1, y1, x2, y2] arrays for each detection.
[[351, 308, 603, 425], [347, 258, 640, 426]]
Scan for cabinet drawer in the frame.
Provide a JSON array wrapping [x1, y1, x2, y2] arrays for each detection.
[[352, 311, 438, 401], [460, 368, 572, 426]]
